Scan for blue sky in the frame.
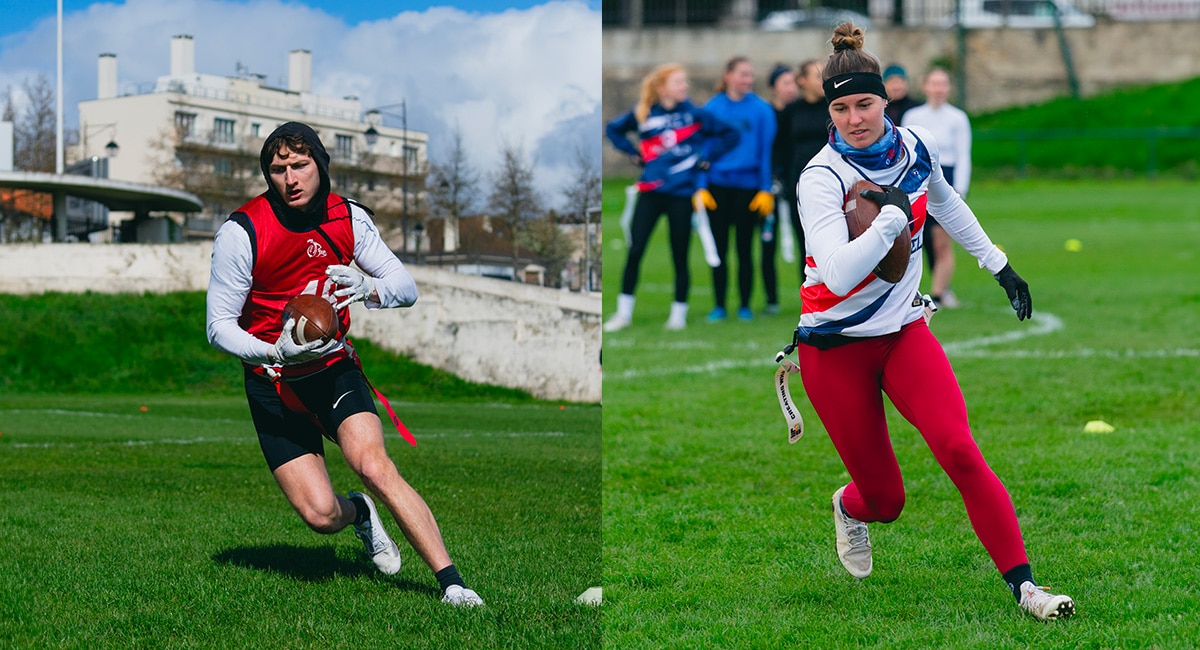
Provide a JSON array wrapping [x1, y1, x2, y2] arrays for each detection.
[[0, 0, 602, 39], [0, 0, 601, 197]]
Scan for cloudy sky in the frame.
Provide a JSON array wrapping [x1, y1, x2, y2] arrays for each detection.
[[0, 0, 601, 202]]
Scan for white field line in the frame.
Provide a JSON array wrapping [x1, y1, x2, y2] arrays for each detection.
[[608, 311, 1198, 380], [5, 430, 570, 449]]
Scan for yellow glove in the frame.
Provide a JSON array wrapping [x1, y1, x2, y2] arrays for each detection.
[[749, 190, 774, 217], [693, 188, 717, 211]]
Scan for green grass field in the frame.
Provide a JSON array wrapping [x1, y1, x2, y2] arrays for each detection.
[[0, 294, 600, 648], [0, 395, 600, 648], [601, 178, 1200, 647]]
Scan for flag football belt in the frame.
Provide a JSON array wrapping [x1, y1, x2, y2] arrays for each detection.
[[773, 331, 805, 445], [252, 341, 417, 447], [772, 294, 938, 444]]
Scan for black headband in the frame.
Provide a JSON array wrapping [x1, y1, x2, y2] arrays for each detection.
[[823, 72, 888, 104]]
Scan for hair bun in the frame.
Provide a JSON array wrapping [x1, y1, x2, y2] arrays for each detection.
[[831, 22, 865, 52]]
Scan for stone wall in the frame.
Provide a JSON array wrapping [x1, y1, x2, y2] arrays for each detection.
[[0, 243, 601, 403]]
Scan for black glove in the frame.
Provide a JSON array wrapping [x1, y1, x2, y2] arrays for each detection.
[[994, 263, 1033, 321], [629, 153, 645, 168], [695, 159, 711, 172], [860, 185, 913, 228]]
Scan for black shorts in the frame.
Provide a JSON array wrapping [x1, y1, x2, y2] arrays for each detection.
[[244, 359, 380, 472]]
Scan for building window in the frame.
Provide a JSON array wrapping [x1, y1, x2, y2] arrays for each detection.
[[334, 134, 353, 162], [214, 117, 235, 144], [175, 111, 197, 137], [403, 145, 419, 171], [213, 158, 232, 177], [335, 172, 352, 190], [251, 123, 261, 137]]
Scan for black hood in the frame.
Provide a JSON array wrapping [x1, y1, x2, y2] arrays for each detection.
[[259, 121, 332, 227]]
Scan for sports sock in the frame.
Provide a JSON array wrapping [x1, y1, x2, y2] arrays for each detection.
[[436, 564, 466, 591], [1002, 563, 1035, 602], [349, 495, 370, 526]]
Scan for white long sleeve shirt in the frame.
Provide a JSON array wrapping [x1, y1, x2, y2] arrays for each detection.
[[206, 201, 418, 365], [903, 103, 972, 196], [795, 125, 1006, 340]]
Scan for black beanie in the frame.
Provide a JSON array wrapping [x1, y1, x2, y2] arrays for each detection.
[[259, 121, 331, 221]]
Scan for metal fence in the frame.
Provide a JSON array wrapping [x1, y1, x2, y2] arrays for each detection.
[[602, 0, 1200, 28]]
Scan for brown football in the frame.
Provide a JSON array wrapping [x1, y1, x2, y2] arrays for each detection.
[[282, 294, 338, 345], [844, 179, 911, 283]]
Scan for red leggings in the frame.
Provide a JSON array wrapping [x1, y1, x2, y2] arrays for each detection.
[[798, 319, 1028, 573]]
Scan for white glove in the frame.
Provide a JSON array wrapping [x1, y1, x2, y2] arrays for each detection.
[[268, 318, 339, 365], [326, 264, 377, 310]]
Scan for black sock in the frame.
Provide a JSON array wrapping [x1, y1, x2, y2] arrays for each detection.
[[1003, 564, 1035, 602], [435, 564, 466, 592], [349, 495, 370, 526]]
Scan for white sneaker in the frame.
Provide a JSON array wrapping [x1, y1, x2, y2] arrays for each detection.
[[665, 301, 688, 330], [832, 486, 872, 578], [442, 584, 485, 607], [940, 289, 960, 309], [603, 314, 632, 332], [1018, 581, 1074, 620], [349, 491, 402, 575]]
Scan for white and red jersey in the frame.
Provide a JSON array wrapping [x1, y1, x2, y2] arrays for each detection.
[[795, 125, 1009, 341]]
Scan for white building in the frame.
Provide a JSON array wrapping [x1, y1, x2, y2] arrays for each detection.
[[77, 34, 428, 245]]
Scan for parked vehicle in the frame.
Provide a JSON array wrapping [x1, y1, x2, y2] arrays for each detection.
[[759, 7, 873, 30], [944, 0, 1095, 28]]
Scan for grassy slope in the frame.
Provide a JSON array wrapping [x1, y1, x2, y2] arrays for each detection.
[[0, 291, 535, 403], [972, 76, 1200, 175]]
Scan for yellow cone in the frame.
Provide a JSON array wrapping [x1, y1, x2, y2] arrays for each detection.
[[1084, 420, 1114, 433]]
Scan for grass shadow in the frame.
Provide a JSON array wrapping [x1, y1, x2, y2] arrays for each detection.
[[212, 544, 439, 597]]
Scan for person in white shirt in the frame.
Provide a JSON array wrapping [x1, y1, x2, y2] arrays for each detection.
[[788, 23, 1074, 621], [902, 68, 971, 308]]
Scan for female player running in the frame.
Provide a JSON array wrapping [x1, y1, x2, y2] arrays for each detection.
[[788, 22, 1074, 621]]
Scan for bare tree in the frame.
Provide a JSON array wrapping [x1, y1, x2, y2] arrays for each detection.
[[13, 74, 57, 173], [520, 210, 576, 288], [1, 79, 56, 242], [426, 124, 480, 258], [560, 140, 602, 291], [146, 126, 260, 237], [487, 141, 541, 281]]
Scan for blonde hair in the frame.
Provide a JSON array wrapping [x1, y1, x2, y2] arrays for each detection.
[[823, 23, 881, 80], [636, 63, 685, 124]]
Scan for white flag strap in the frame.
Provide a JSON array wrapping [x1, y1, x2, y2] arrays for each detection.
[[778, 195, 796, 264], [774, 352, 804, 444], [692, 202, 722, 268], [620, 185, 638, 244]]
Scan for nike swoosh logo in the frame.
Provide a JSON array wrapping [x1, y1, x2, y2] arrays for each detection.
[[833, 79, 851, 89], [332, 390, 353, 410]]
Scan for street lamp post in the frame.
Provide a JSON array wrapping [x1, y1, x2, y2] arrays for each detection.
[[363, 100, 412, 257]]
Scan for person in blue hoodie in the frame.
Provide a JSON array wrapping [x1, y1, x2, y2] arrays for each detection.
[[699, 56, 777, 321], [605, 63, 739, 331]]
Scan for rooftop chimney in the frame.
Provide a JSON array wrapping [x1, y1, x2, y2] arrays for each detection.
[[288, 49, 312, 93], [170, 34, 195, 76], [98, 53, 117, 99]]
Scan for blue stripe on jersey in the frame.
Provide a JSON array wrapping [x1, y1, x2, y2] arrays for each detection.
[[897, 132, 933, 194], [799, 287, 895, 340]]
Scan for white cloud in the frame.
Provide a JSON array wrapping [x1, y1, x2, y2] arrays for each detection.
[[0, 0, 600, 205]]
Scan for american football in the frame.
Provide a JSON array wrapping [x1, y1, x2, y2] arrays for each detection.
[[844, 179, 910, 283], [282, 294, 337, 345]]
